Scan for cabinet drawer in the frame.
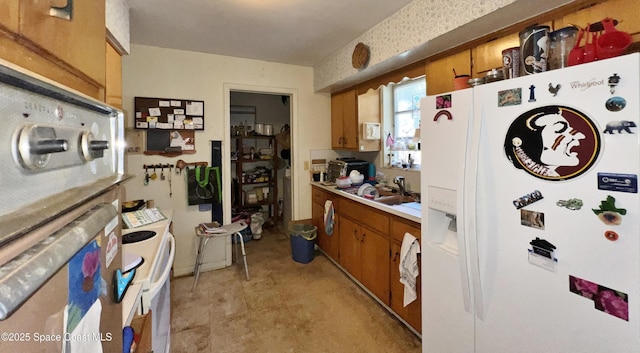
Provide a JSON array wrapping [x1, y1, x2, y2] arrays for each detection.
[[312, 187, 326, 205], [312, 186, 340, 208], [390, 218, 421, 243], [341, 198, 389, 235]]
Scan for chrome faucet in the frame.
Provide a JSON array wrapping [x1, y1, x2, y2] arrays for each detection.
[[393, 176, 406, 196]]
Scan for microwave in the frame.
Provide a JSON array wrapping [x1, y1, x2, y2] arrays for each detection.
[[326, 158, 369, 183]]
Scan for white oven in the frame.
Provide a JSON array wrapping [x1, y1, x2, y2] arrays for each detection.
[[0, 59, 128, 352], [122, 210, 175, 353]]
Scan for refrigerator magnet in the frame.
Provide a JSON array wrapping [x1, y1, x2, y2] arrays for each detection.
[[521, 209, 545, 229], [528, 237, 557, 272], [498, 88, 522, 107], [608, 73, 620, 94], [569, 275, 628, 321], [529, 237, 556, 259], [548, 83, 561, 96], [592, 195, 626, 225], [603, 119, 635, 133], [504, 105, 601, 181], [597, 173, 638, 193], [528, 85, 537, 102], [605, 97, 627, 112], [556, 198, 583, 210], [433, 110, 453, 121], [604, 230, 619, 241], [513, 190, 543, 209], [435, 94, 451, 109]]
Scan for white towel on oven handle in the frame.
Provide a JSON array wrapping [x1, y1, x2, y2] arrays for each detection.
[[399, 232, 420, 307]]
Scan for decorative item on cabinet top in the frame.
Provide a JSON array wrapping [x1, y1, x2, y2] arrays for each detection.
[[352, 42, 370, 69]]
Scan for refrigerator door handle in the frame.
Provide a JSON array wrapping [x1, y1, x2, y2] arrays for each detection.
[[456, 192, 473, 314], [464, 105, 486, 321], [456, 171, 472, 314]]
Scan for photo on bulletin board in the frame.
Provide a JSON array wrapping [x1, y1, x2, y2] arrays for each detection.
[[134, 97, 204, 130]]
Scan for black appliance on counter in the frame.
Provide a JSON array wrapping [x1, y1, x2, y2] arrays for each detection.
[[326, 158, 369, 182]]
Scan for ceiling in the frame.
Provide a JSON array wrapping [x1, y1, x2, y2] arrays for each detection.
[[128, 0, 414, 67]]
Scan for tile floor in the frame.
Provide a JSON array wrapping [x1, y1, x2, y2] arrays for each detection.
[[170, 225, 422, 353]]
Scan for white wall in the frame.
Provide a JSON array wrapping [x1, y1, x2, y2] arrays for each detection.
[[122, 44, 330, 276]]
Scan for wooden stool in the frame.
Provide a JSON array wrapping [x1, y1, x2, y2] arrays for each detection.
[[192, 220, 249, 290]]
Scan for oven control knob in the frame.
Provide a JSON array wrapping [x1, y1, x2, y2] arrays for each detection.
[[80, 131, 110, 161], [16, 125, 68, 169]]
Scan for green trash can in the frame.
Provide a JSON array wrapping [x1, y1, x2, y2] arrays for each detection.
[[289, 223, 317, 264]]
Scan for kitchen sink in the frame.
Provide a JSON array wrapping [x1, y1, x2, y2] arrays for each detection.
[[374, 194, 418, 205]]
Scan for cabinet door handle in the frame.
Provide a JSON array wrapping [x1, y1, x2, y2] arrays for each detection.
[[393, 252, 400, 262], [360, 232, 366, 243], [50, 0, 73, 20]]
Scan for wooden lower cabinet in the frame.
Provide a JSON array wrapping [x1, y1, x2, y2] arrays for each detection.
[[339, 215, 390, 305], [338, 216, 361, 277], [311, 186, 418, 329], [389, 218, 422, 332], [359, 224, 390, 305]]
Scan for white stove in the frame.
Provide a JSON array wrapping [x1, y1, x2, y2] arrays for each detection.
[[122, 209, 174, 353]]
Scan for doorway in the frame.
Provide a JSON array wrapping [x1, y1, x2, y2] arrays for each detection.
[[227, 89, 293, 232]]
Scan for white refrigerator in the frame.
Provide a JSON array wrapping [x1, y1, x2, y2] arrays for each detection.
[[421, 53, 640, 352]]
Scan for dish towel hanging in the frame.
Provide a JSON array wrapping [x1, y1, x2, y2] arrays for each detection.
[[399, 232, 420, 307], [324, 200, 334, 236]]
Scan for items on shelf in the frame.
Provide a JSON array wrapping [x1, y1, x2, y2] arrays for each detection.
[[232, 135, 279, 226], [242, 166, 272, 183]]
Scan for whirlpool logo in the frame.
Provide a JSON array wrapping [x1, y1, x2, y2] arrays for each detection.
[[569, 78, 605, 91]]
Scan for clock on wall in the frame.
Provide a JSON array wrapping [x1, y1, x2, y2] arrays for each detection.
[[352, 42, 370, 69]]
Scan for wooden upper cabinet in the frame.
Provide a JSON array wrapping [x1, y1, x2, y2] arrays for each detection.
[[19, 0, 106, 87], [357, 88, 381, 152], [557, 0, 640, 42], [331, 93, 344, 149], [0, 0, 20, 33], [105, 41, 122, 109], [331, 88, 381, 151], [331, 90, 358, 150], [426, 50, 471, 95]]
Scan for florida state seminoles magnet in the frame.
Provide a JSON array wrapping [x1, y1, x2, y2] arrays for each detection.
[[504, 105, 601, 181]]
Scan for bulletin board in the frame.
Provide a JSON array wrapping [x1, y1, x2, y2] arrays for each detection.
[[134, 96, 202, 154], [134, 96, 204, 130]]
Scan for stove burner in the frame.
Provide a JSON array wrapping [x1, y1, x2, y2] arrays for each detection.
[[123, 230, 157, 244]]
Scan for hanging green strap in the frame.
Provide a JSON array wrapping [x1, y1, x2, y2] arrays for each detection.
[[195, 166, 210, 187]]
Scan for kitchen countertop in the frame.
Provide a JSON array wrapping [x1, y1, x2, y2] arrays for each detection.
[[312, 182, 421, 224]]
